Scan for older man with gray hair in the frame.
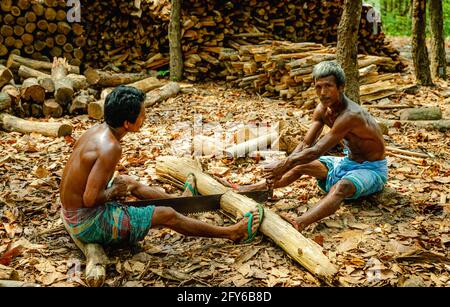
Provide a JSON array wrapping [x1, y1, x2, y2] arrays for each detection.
[[228, 61, 388, 232]]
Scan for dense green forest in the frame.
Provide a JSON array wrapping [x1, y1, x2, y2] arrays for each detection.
[[364, 0, 450, 37]]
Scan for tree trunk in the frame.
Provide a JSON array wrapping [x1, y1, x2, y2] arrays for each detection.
[[429, 0, 446, 79], [155, 157, 338, 285], [144, 82, 180, 107], [0, 113, 72, 137], [411, 0, 433, 85], [169, 0, 183, 81], [336, 0, 362, 103]]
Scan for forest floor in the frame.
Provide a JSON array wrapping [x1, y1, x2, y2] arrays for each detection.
[[1, 39, 449, 287]]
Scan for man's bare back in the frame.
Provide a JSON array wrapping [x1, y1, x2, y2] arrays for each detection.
[[60, 123, 123, 210]]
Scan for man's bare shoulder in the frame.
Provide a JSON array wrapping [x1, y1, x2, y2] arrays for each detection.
[[80, 126, 122, 159]]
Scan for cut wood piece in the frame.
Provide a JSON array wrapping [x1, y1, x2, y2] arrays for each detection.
[[1, 84, 21, 107], [51, 57, 74, 106], [0, 280, 40, 287], [128, 76, 162, 92], [66, 74, 88, 91], [87, 99, 105, 120], [145, 82, 180, 107], [43, 99, 63, 118], [0, 113, 72, 137], [84, 69, 149, 87], [31, 103, 43, 117], [21, 78, 45, 104], [399, 106, 442, 121], [0, 64, 13, 88], [70, 91, 93, 114], [60, 211, 108, 287], [385, 146, 430, 158], [225, 132, 278, 158], [7, 54, 80, 74], [37, 76, 55, 94], [378, 118, 450, 132], [155, 157, 338, 285], [18, 65, 49, 79], [0, 92, 12, 111]]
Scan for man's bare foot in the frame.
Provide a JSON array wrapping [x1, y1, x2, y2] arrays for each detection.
[[230, 205, 264, 243], [279, 212, 304, 232], [182, 173, 198, 197]]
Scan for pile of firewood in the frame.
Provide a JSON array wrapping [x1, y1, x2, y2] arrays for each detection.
[[78, 0, 401, 80], [221, 40, 408, 105], [1, 54, 93, 118], [1, 53, 182, 121], [0, 0, 86, 66]]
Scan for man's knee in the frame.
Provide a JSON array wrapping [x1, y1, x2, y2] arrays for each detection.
[[331, 180, 356, 198], [152, 206, 179, 226]]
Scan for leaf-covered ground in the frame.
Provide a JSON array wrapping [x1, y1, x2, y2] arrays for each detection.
[[1, 44, 449, 287]]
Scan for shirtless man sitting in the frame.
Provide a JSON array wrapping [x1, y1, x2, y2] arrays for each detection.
[[60, 85, 263, 246], [226, 61, 387, 232]]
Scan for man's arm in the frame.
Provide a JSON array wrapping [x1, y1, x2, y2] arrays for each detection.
[[82, 146, 124, 207], [286, 113, 356, 168], [292, 106, 325, 154]]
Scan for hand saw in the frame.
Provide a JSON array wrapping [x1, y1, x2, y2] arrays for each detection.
[[122, 190, 272, 214]]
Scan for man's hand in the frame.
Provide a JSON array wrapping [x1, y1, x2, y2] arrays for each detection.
[[108, 175, 128, 200], [262, 159, 289, 181]]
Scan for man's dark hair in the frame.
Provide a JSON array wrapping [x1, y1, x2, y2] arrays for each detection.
[[312, 61, 346, 87], [104, 85, 145, 128]]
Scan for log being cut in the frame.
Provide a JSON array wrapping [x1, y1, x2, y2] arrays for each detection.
[[156, 156, 338, 285]]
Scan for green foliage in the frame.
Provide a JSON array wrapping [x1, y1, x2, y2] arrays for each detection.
[[363, 0, 450, 37]]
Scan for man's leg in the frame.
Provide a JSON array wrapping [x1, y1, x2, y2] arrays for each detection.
[[220, 160, 328, 192], [125, 173, 264, 243], [281, 179, 356, 232], [150, 206, 261, 243]]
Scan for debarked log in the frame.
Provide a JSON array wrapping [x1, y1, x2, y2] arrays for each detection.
[[155, 156, 338, 285], [0, 113, 72, 137]]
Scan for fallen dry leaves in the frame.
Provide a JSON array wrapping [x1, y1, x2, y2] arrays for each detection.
[[0, 49, 449, 287]]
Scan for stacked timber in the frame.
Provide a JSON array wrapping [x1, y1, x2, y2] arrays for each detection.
[[223, 40, 407, 106], [0, 0, 86, 66], [76, 0, 401, 79]]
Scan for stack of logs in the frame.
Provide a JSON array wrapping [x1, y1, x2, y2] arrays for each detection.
[[0, 54, 173, 119], [1, 54, 182, 123], [221, 41, 408, 106], [0, 0, 86, 66], [76, 0, 400, 80]]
